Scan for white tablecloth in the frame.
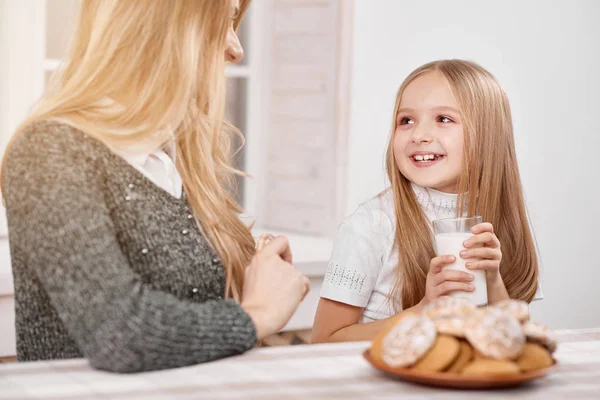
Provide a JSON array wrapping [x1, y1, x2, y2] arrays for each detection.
[[1, 328, 599, 400]]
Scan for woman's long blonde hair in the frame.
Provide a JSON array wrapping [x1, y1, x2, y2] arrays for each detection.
[[0, 0, 254, 301], [385, 60, 539, 309]]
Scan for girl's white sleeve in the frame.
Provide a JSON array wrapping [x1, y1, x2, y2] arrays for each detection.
[[320, 204, 386, 307]]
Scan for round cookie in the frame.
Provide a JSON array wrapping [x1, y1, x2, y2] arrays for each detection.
[[371, 315, 437, 368], [446, 340, 474, 373], [412, 335, 461, 372], [522, 321, 558, 353], [434, 316, 467, 338], [371, 312, 419, 362], [465, 309, 525, 360], [461, 359, 520, 377], [472, 349, 494, 361], [517, 342, 554, 372], [422, 296, 476, 320], [492, 299, 530, 323]]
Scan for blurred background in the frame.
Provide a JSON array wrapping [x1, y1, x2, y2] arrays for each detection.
[[0, 0, 598, 356]]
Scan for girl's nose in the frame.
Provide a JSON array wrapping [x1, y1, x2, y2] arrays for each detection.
[[411, 124, 433, 144]]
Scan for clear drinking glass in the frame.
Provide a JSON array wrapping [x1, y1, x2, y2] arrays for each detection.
[[432, 216, 487, 306]]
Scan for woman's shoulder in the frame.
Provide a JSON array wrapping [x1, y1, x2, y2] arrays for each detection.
[[3, 120, 112, 197], [5, 120, 111, 174], [10, 120, 101, 156]]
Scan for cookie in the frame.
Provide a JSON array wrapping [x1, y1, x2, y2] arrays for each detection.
[[446, 340, 474, 373], [461, 359, 520, 377], [371, 315, 437, 368], [522, 321, 558, 353], [434, 316, 467, 338], [516, 342, 554, 372], [412, 335, 461, 372], [473, 350, 487, 360], [422, 296, 476, 320], [465, 309, 525, 360], [492, 299, 530, 323], [371, 311, 419, 357]]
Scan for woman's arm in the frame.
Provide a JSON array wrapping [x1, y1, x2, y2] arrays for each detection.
[[4, 127, 257, 372], [311, 298, 423, 343]]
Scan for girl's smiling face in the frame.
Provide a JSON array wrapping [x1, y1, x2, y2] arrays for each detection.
[[393, 71, 464, 193]]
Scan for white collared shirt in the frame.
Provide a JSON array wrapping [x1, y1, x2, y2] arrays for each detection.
[[116, 140, 183, 199], [320, 185, 543, 323]]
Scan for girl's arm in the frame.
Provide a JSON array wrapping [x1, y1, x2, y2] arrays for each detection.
[[311, 298, 423, 343], [312, 255, 478, 343]]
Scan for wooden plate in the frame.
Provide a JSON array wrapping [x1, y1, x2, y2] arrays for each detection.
[[363, 349, 557, 389]]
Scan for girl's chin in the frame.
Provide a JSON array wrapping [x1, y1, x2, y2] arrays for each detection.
[[402, 175, 459, 193]]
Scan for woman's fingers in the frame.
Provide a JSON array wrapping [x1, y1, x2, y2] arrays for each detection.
[[259, 235, 292, 264], [301, 276, 311, 299], [255, 234, 274, 251]]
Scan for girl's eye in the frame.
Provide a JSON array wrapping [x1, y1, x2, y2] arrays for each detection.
[[438, 116, 453, 123], [399, 117, 415, 125]]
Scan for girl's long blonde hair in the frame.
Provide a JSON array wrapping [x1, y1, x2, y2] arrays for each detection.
[[385, 60, 539, 309], [0, 0, 254, 301]]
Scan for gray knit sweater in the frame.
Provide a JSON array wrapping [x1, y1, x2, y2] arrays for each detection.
[[4, 121, 257, 372]]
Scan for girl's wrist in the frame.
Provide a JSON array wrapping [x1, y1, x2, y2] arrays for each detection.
[[486, 272, 510, 303], [487, 270, 503, 285], [413, 299, 425, 313]]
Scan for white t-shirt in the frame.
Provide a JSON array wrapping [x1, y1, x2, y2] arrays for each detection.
[[320, 184, 543, 323]]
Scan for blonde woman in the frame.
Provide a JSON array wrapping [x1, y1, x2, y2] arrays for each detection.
[[312, 60, 542, 343], [1, 0, 309, 372]]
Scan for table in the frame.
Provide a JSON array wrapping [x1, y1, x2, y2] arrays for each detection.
[[1, 328, 599, 400]]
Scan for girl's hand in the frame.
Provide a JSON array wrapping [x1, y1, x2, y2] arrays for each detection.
[[420, 255, 475, 307], [462, 222, 503, 283]]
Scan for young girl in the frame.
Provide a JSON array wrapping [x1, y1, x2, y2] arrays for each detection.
[[312, 59, 541, 343], [2, 0, 309, 372]]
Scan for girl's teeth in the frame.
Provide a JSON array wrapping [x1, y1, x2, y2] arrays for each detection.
[[414, 154, 437, 161]]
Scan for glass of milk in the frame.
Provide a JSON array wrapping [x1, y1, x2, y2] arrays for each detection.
[[432, 216, 487, 306]]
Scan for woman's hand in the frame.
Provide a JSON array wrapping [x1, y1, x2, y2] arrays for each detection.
[[462, 222, 502, 283], [420, 255, 475, 307], [241, 236, 310, 340]]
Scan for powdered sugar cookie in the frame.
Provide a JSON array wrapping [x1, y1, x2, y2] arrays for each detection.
[[517, 342, 553, 372], [372, 315, 437, 368], [434, 316, 467, 338], [492, 299, 530, 323], [465, 309, 525, 360], [461, 359, 520, 377], [522, 321, 558, 353], [422, 296, 477, 320], [412, 335, 460, 372], [446, 340, 474, 373]]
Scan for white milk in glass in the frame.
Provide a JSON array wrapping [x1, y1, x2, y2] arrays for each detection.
[[434, 232, 488, 306]]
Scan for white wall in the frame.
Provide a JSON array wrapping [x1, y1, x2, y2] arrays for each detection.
[[346, 0, 600, 329]]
